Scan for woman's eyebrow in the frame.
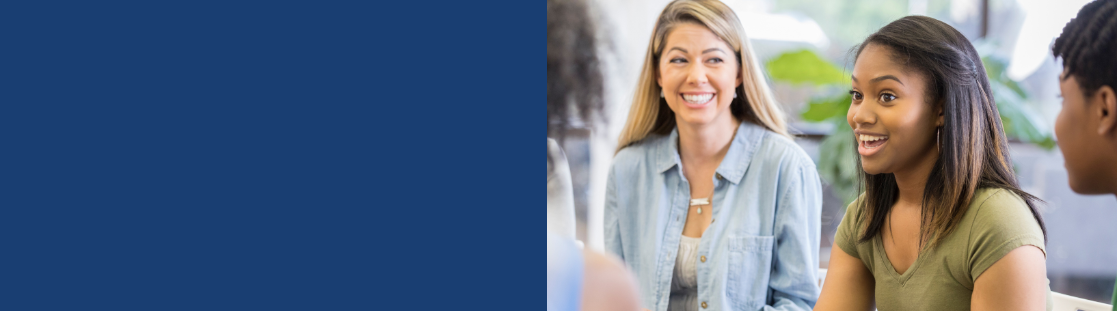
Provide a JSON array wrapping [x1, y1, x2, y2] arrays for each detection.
[[870, 75, 904, 85], [851, 74, 904, 85], [666, 47, 725, 54], [702, 48, 725, 54]]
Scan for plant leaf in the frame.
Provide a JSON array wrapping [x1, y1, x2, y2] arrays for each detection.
[[816, 117, 859, 207], [989, 80, 1056, 150], [801, 93, 852, 122], [766, 49, 847, 85]]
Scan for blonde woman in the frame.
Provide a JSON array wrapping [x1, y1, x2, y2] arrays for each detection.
[[604, 1, 821, 310]]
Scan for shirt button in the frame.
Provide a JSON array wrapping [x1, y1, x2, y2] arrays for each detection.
[[701, 302, 708, 308], [711, 218, 715, 224], [700, 256, 706, 262], [716, 173, 723, 179]]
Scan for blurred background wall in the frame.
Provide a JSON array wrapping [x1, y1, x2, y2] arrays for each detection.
[[555, 0, 1116, 303]]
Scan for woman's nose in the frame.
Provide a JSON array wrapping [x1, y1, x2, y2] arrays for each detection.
[[849, 103, 876, 127], [685, 65, 708, 85]]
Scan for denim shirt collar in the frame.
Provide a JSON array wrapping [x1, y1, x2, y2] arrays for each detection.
[[654, 121, 767, 184]]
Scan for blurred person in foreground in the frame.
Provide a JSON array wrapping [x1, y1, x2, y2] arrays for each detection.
[[1051, 0, 1117, 308], [606, 0, 822, 310], [547, 0, 640, 310]]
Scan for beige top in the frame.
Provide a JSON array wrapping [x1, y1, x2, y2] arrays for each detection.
[[668, 235, 700, 311], [835, 188, 1049, 311]]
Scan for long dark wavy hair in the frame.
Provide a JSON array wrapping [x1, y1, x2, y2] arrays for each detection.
[[853, 16, 1046, 247]]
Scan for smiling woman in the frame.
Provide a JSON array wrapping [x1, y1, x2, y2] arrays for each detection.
[[605, 1, 822, 311], [614, 1, 788, 151], [656, 23, 742, 130], [814, 15, 1050, 311]]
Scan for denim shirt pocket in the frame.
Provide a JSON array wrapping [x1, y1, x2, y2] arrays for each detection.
[[726, 235, 775, 310]]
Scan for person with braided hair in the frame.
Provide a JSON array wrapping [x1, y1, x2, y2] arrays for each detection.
[[1052, 0, 1117, 308]]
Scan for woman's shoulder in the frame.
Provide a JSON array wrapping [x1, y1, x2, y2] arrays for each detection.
[[751, 127, 815, 170], [835, 192, 870, 259], [966, 188, 1031, 218], [960, 188, 1046, 280], [962, 187, 1043, 241], [843, 193, 869, 220]]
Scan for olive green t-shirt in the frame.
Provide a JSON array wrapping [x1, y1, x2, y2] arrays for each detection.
[[835, 188, 1048, 311]]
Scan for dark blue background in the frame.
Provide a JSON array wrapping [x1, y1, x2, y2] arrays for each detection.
[[0, 1, 535, 309]]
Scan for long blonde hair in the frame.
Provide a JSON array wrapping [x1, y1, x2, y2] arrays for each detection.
[[616, 0, 788, 153]]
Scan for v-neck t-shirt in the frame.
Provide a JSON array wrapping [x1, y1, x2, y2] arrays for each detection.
[[835, 188, 1048, 311]]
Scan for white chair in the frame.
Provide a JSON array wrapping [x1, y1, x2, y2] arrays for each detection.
[[1051, 292, 1112, 311]]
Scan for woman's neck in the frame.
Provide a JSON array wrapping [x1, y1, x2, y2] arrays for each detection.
[[677, 117, 741, 168], [892, 146, 940, 209]]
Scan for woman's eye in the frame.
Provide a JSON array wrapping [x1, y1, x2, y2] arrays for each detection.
[[669, 58, 687, 64], [707, 58, 723, 64], [879, 93, 896, 103], [849, 90, 863, 101]]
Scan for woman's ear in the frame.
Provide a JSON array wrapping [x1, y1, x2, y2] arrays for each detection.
[[935, 102, 945, 127], [1096, 85, 1117, 136], [652, 58, 661, 88]]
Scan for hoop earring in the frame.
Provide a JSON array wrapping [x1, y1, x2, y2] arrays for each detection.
[[937, 127, 942, 148]]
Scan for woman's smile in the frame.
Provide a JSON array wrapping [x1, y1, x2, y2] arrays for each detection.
[[856, 131, 889, 156], [680, 92, 716, 108]]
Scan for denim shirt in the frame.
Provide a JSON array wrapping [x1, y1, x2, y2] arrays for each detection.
[[605, 122, 821, 311]]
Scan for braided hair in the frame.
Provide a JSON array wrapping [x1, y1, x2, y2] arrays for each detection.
[[1052, 0, 1117, 96]]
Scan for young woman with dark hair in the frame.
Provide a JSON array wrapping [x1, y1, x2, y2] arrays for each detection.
[[814, 16, 1049, 311]]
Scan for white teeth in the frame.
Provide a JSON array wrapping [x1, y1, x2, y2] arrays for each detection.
[[859, 134, 888, 142], [682, 93, 714, 104]]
